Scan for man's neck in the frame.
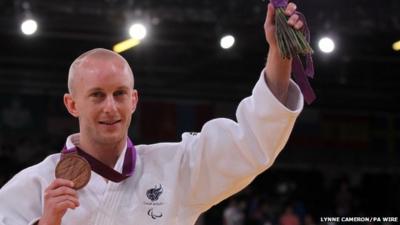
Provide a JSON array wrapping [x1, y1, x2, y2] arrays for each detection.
[[77, 134, 126, 168]]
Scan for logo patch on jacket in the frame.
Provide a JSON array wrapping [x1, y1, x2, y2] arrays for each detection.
[[147, 208, 163, 219], [146, 184, 163, 201], [144, 184, 164, 219]]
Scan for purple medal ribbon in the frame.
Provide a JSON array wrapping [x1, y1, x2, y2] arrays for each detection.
[[271, 0, 316, 104], [61, 138, 137, 182], [272, 0, 288, 7]]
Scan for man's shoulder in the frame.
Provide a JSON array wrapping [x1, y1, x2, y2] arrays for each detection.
[[23, 153, 60, 174], [136, 142, 183, 155], [3, 153, 60, 188], [135, 131, 204, 155], [134, 128, 223, 154], [134, 139, 195, 164]]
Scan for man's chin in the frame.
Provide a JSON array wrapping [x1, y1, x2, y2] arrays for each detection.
[[96, 133, 125, 146]]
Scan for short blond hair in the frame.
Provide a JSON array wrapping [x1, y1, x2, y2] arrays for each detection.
[[67, 48, 134, 95]]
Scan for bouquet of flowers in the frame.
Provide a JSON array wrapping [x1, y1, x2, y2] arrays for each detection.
[[271, 0, 316, 104]]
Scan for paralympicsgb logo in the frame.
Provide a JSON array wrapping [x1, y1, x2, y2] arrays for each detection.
[[146, 184, 163, 201]]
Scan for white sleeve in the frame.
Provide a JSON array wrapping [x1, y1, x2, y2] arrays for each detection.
[[178, 70, 303, 209], [0, 169, 44, 225]]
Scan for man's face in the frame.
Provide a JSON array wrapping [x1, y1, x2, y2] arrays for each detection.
[[66, 56, 138, 146]]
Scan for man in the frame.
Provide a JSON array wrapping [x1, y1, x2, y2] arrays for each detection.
[[0, 3, 305, 225]]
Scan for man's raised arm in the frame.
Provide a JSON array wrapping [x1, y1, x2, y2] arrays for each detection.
[[264, 2, 303, 104]]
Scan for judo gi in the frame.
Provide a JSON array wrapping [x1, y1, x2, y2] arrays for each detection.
[[0, 71, 303, 225]]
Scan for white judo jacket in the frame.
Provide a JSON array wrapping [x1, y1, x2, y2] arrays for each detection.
[[0, 71, 303, 225]]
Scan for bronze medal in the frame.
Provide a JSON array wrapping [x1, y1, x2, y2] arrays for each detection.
[[55, 154, 91, 190]]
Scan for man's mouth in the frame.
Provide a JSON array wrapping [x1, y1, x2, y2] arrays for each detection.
[[99, 120, 121, 125]]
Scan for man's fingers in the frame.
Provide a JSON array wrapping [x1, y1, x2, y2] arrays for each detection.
[[294, 20, 304, 30], [58, 201, 78, 211], [44, 179, 79, 208], [53, 200, 79, 213], [287, 14, 299, 26], [285, 2, 297, 16], [46, 186, 78, 199], [50, 195, 80, 209], [46, 179, 74, 191], [265, 3, 275, 27]]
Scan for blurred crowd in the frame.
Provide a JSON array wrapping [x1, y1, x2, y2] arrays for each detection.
[[212, 170, 399, 225]]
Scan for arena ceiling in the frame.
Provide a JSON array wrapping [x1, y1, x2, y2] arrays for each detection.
[[0, 0, 399, 112]]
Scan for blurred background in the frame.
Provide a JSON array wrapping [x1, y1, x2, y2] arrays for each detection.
[[0, 0, 399, 224]]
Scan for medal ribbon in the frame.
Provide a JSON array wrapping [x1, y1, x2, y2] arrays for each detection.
[[61, 138, 136, 182]]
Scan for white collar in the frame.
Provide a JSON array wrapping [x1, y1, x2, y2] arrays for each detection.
[[65, 133, 127, 173]]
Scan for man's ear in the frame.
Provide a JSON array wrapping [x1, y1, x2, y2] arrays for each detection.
[[64, 93, 79, 118], [131, 89, 138, 114]]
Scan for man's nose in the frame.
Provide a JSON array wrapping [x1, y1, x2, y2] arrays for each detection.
[[103, 95, 117, 113]]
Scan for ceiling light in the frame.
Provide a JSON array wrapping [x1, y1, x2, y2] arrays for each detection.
[[393, 40, 400, 51], [220, 35, 235, 49], [129, 23, 147, 40], [21, 19, 37, 35], [318, 37, 335, 54]]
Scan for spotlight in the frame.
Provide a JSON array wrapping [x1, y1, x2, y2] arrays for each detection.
[[129, 23, 147, 40], [318, 37, 335, 54], [393, 40, 400, 51], [21, 19, 37, 35], [220, 35, 235, 49]]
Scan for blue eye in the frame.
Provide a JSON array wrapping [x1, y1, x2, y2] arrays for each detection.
[[114, 90, 127, 96], [91, 92, 104, 98]]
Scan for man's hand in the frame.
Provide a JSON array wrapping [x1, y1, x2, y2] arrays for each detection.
[[38, 179, 79, 225], [264, 2, 303, 104], [264, 2, 302, 51]]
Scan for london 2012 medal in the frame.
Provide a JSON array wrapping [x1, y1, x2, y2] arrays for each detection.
[[55, 154, 91, 190]]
